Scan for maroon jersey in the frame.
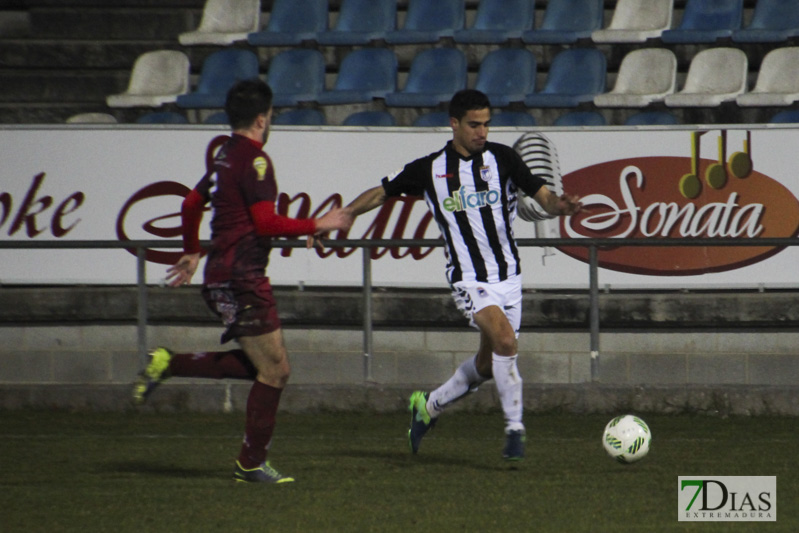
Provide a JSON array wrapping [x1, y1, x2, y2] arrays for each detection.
[[182, 134, 315, 283]]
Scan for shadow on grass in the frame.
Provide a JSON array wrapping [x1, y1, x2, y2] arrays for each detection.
[[102, 460, 223, 479], [327, 448, 516, 472]]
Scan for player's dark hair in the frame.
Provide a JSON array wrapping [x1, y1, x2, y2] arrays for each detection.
[[448, 89, 491, 120], [225, 79, 273, 130]]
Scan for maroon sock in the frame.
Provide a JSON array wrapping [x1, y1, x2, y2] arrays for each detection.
[[237, 381, 283, 469], [168, 350, 257, 380]]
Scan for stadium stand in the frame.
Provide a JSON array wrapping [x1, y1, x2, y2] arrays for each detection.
[[473, 48, 536, 108], [106, 50, 190, 109], [385, 48, 467, 108], [384, 0, 464, 44], [315, 0, 395, 46], [272, 108, 327, 125], [664, 47, 748, 107], [176, 48, 260, 109], [524, 48, 607, 108], [591, 0, 673, 43], [65, 112, 118, 124], [342, 110, 397, 127], [203, 111, 229, 124], [136, 111, 190, 124], [178, 0, 260, 46], [490, 111, 536, 127], [661, 0, 743, 44], [317, 48, 397, 105], [593, 48, 677, 108], [412, 111, 451, 127], [624, 111, 680, 126], [522, 0, 603, 44], [453, 0, 534, 44], [769, 110, 799, 123], [265, 48, 326, 107], [553, 111, 607, 126], [736, 47, 799, 107], [246, 0, 327, 46], [732, 0, 799, 43]]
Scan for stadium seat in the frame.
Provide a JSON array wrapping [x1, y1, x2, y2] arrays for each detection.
[[316, 0, 395, 45], [247, 0, 327, 46], [272, 109, 326, 126], [265, 49, 325, 107], [385, 0, 464, 44], [203, 111, 229, 124], [66, 113, 118, 124], [593, 48, 676, 107], [342, 110, 397, 126], [490, 111, 536, 127], [661, 0, 743, 44], [624, 111, 679, 125], [412, 111, 451, 127], [524, 48, 607, 108], [178, 0, 261, 46], [737, 48, 799, 107], [591, 0, 673, 43], [317, 48, 397, 105], [454, 0, 534, 44], [553, 111, 607, 126], [176, 49, 260, 109], [732, 0, 799, 43], [769, 110, 799, 123], [136, 111, 190, 124], [106, 50, 190, 108], [523, 0, 603, 44], [385, 48, 467, 108], [474, 48, 536, 107], [665, 47, 747, 107]]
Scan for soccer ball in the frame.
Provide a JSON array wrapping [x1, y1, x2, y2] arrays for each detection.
[[602, 414, 651, 464]]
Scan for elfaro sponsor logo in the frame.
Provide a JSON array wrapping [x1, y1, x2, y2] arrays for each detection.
[[442, 186, 501, 213], [678, 476, 776, 522]]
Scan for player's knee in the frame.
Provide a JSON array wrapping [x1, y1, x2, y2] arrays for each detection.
[[493, 334, 517, 356]]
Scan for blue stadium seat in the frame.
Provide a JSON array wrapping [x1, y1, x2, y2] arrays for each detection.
[[385, 48, 467, 108], [266, 49, 326, 107], [317, 48, 397, 105], [732, 0, 799, 43], [204, 111, 229, 124], [316, 0, 395, 45], [553, 111, 607, 126], [385, 0, 464, 44], [412, 112, 451, 127], [661, 0, 743, 44], [454, 0, 534, 44], [523, 0, 603, 44], [524, 48, 607, 108], [136, 111, 190, 124], [490, 111, 536, 127], [247, 0, 328, 46], [474, 48, 536, 107], [176, 49, 260, 109], [342, 111, 397, 126], [624, 111, 679, 126], [272, 109, 326, 126], [769, 110, 799, 123]]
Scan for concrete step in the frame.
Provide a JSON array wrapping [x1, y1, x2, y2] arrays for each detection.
[[27, 7, 199, 41], [0, 39, 182, 69], [0, 70, 128, 103]]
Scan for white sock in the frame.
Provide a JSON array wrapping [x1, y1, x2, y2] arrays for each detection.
[[492, 353, 524, 433], [427, 355, 489, 418]]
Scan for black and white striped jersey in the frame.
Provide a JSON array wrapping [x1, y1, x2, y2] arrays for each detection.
[[382, 140, 547, 284]]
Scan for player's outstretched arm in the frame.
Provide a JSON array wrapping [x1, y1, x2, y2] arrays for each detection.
[[307, 185, 387, 249]]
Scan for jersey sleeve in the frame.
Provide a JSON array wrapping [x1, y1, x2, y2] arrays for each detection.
[[381, 157, 429, 197], [497, 143, 547, 197]]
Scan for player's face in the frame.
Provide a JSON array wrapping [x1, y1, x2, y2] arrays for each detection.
[[451, 108, 491, 157]]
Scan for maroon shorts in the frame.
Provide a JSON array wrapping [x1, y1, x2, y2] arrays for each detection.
[[202, 278, 281, 344]]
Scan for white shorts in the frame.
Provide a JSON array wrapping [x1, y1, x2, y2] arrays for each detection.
[[450, 275, 523, 336]]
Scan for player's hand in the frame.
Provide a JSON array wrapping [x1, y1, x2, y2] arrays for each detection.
[[306, 235, 325, 250], [314, 207, 353, 233], [557, 193, 583, 216], [165, 253, 200, 287]]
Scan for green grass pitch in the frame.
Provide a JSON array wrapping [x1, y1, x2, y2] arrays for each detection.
[[1, 410, 796, 532]]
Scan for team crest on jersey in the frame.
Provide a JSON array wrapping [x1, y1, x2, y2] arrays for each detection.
[[479, 166, 493, 182], [253, 156, 268, 180]]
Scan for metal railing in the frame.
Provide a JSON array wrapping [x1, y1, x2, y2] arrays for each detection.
[[3, 237, 798, 382]]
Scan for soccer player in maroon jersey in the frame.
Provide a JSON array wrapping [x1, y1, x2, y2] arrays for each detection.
[[133, 79, 350, 483]]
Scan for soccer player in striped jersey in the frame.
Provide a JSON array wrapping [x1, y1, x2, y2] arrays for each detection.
[[133, 80, 349, 483], [342, 89, 582, 460]]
